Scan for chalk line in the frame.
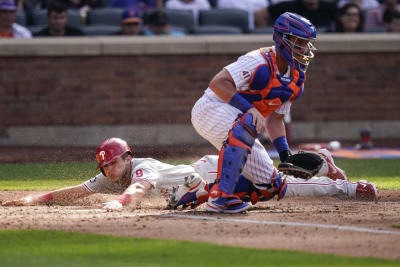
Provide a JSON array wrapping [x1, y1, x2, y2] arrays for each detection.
[[159, 213, 400, 236]]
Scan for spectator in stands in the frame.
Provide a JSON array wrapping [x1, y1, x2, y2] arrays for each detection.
[[165, 0, 210, 24], [143, 9, 185, 35], [117, 8, 144, 35], [64, 0, 102, 9], [364, 0, 400, 30], [108, 0, 162, 11], [0, 0, 31, 38], [330, 3, 364, 32], [383, 8, 400, 31], [217, 0, 268, 30], [254, 0, 337, 29], [337, 0, 379, 12], [35, 0, 84, 36]]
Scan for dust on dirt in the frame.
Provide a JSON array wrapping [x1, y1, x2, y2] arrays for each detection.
[[1, 190, 400, 260]]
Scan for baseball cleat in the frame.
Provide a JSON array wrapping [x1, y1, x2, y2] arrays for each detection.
[[356, 180, 379, 201], [206, 196, 250, 213], [318, 149, 348, 180], [167, 175, 208, 209]]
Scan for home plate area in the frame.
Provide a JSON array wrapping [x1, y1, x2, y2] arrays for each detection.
[[1, 191, 400, 260]]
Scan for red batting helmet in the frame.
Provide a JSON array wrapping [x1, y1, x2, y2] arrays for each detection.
[[96, 138, 132, 169]]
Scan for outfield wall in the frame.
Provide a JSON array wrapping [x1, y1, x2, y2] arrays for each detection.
[[1, 34, 399, 147]]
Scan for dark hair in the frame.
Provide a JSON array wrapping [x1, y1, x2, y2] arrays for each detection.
[[121, 151, 133, 159], [334, 3, 364, 32], [47, 0, 68, 15], [147, 9, 168, 26], [383, 9, 400, 24]]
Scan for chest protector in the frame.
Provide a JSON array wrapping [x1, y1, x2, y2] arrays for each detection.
[[239, 47, 306, 117]]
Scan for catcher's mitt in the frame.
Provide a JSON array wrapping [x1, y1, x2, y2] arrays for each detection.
[[277, 151, 324, 179]]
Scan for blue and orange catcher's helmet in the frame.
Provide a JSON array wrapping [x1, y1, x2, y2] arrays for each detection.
[[273, 12, 317, 72]]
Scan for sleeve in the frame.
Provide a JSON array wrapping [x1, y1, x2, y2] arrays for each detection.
[[131, 166, 159, 189], [224, 54, 262, 91], [83, 173, 111, 193], [275, 101, 292, 115]]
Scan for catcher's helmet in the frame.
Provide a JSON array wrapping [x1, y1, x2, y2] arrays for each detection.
[[96, 138, 132, 169], [273, 12, 317, 72]]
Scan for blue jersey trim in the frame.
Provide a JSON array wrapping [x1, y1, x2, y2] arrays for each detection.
[[248, 64, 270, 91]]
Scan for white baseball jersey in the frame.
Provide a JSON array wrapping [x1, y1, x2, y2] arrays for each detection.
[[191, 46, 291, 185], [83, 155, 357, 199], [192, 155, 357, 198], [83, 158, 198, 194]]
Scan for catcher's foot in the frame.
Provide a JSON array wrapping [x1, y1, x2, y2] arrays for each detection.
[[318, 149, 347, 180], [356, 180, 379, 201], [167, 175, 208, 209], [206, 193, 250, 214]]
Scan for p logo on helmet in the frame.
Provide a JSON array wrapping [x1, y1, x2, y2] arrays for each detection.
[[95, 138, 132, 169]]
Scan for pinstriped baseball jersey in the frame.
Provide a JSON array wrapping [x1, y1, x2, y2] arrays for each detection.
[[191, 46, 295, 185], [83, 158, 197, 194]]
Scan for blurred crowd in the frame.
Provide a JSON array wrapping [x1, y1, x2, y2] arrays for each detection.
[[1, 0, 399, 38]]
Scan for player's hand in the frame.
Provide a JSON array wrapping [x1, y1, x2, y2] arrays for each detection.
[[247, 107, 266, 134], [102, 200, 123, 212], [2, 196, 38, 206]]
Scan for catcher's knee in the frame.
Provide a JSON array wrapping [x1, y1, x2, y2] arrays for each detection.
[[224, 113, 257, 157], [231, 112, 257, 147]]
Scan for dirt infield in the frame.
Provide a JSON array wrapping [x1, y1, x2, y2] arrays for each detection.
[[1, 190, 400, 260]]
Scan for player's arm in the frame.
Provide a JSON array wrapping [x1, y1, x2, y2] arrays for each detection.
[[266, 111, 291, 162], [209, 69, 265, 133], [102, 180, 152, 212], [2, 184, 92, 206]]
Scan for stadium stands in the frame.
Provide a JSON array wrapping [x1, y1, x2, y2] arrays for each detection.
[[20, 3, 390, 36], [82, 25, 120, 35], [193, 25, 242, 35], [16, 10, 26, 26], [86, 8, 124, 25], [31, 9, 83, 28], [198, 9, 249, 33], [162, 9, 195, 33]]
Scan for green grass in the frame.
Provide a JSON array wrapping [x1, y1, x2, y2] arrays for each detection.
[[0, 162, 97, 190], [0, 159, 399, 190], [333, 159, 400, 190], [0, 230, 398, 267]]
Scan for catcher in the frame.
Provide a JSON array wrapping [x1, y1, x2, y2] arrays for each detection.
[[2, 138, 378, 212]]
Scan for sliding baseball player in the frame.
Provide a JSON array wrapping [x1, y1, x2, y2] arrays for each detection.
[[2, 137, 378, 212]]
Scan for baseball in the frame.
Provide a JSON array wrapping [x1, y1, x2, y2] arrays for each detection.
[[327, 141, 341, 150]]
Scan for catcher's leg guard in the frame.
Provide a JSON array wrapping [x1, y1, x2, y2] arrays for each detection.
[[218, 113, 257, 194], [207, 113, 257, 213]]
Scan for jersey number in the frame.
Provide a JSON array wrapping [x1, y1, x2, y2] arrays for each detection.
[[136, 169, 143, 177]]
